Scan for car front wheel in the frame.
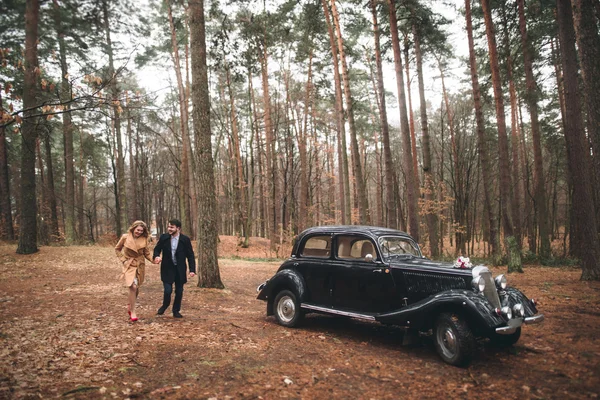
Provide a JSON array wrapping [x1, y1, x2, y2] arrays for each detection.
[[273, 289, 303, 327], [434, 312, 476, 367]]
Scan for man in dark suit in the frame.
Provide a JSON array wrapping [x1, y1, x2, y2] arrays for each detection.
[[153, 219, 196, 318]]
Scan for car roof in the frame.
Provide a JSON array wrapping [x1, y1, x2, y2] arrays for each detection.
[[296, 225, 413, 240], [290, 225, 417, 257]]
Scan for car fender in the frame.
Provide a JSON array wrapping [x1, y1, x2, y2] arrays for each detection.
[[376, 290, 505, 333], [257, 269, 307, 316], [502, 287, 538, 317]]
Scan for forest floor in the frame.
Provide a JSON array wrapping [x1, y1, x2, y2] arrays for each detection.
[[0, 236, 599, 399]]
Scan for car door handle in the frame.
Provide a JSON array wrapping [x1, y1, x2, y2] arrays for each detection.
[[373, 268, 389, 274]]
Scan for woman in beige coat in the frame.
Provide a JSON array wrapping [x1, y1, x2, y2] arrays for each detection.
[[115, 220, 154, 321]]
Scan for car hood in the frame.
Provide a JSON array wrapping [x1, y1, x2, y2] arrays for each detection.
[[387, 257, 474, 275]]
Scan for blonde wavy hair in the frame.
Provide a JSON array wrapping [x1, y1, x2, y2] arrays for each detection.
[[128, 220, 149, 238]]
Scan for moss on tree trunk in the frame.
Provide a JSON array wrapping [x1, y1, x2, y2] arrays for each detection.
[[505, 236, 523, 273]]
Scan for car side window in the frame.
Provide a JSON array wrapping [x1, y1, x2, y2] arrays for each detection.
[[300, 236, 331, 258], [336, 236, 376, 260]]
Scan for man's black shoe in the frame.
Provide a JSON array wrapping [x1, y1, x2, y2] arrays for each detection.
[[157, 307, 166, 315], [173, 311, 183, 318]]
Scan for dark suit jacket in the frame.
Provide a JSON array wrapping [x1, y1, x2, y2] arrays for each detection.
[[153, 233, 196, 284]]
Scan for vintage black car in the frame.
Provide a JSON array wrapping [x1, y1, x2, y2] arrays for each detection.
[[257, 225, 544, 366]]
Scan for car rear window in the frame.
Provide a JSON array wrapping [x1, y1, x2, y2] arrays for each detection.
[[301, 236, 331, 258]]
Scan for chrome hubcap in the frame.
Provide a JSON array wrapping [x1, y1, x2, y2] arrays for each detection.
[[277, 296, 295, 323], [438, 325, 457, 357]]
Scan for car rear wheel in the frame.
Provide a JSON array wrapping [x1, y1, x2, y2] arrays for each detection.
[[273, 290, 303, 327], [490, 327, 521, 347], [434, 312, 475, 367]]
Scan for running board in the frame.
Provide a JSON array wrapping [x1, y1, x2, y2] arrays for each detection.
[[301, 304, 376, 321]]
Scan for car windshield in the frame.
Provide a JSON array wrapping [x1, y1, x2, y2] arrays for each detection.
[[378, 236, 421, 260]]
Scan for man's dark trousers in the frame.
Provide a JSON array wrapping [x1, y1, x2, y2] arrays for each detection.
[[162, 271, 184, 312]]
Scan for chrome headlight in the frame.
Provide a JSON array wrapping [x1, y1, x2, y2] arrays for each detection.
[[494, 274, 507, 290], [513, 303, 524, 318], [501, 306, 513, 320], [471, 276, 486, 292]]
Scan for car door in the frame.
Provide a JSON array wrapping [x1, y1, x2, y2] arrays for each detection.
[[295, 235, 333, 307], [331, 235, 398, 313]]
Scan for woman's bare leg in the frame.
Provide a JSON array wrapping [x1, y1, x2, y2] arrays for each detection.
[[129, 284, 138, 319]]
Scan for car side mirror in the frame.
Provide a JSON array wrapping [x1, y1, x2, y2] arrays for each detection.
[[364, 253, 374, 262]]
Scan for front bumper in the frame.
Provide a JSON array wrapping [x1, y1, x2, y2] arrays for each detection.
[[524, 313, 545, 325], [495, 313, 544, 334], [257, 281, 267, 293]]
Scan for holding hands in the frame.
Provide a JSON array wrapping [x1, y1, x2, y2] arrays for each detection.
[[154, 256, 162, 264]]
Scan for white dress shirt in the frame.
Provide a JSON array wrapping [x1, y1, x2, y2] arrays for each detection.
[[170, 234, 180, 265]]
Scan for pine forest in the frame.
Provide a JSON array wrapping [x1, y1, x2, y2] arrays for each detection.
[[1, 0, 600, 281]]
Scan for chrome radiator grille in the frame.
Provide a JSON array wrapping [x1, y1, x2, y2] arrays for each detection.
[[404, 271, 467, 294], [480, 270, 501, 308]]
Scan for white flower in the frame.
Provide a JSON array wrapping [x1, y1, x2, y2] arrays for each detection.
[[454, 256, 473, 269]]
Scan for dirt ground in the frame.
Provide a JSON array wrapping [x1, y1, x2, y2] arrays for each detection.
[[0, 236, 599, 399]]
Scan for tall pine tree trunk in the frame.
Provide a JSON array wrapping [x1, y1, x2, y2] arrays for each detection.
[[500, 4, 523, 248], [126, 104, 140, 220], [321, 0, 351, 225], [17, 0, 40, 254], [550, 38, 566, 129], [189, 0, 223, 288], [556, 0, 600, 280], [404, 38, 420, 192], [413, 18, 439, 256], [282, 76, 294, 234], [259, 31, 280, 250], [77, 130, 85, 238], [167, 0, 193, 237], [43, 133, 59, 240], [437, 57, 465, 255], [465, 0, 499, 259], [53, 0, 75, 244], [0, 90, 14, 240], [517, 101, 536, 253], [517, 0, 551, 258], [365, 51, 384, 226], [370, 0, 396, 229], [226, 67, 248, 242], [248, 68, 266, 237], [325, 127, 336, 223], [184, 33, 198, 238], [572, 0, 600, 231], [481, 0, 522, 272], [298, 50, 312, 233], [36, 139, 48, 245], [330, 0, 370, 225], [245, 128, 255, 243], [102, 0, 127, 235], [388, 0, 419, 241]]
